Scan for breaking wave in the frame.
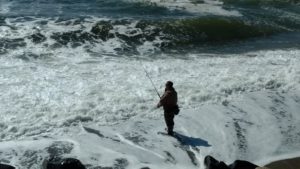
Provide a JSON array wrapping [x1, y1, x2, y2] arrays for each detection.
[[1, 15, 299, 56]]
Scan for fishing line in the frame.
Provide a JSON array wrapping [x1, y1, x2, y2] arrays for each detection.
[[139, 60, 161, 99]]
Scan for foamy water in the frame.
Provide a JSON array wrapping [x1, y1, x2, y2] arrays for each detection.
[[1, 0, 300, 168], [127, 0, 242, 16], [0, 87, 300, 168], [1, 19, 300, 167], [1, 46, 300, 167]]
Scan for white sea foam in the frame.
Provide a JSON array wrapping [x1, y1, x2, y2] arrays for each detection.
[[127, 0, 242, 16], [1, 39, 300, 168], [0, 88, 300, 168], [1, 47, 299, 136]]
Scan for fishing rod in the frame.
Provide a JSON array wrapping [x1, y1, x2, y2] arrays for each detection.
[[139, 61, 161, 99]]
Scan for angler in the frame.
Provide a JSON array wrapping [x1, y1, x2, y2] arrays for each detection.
[[157, 81, 179, 136]]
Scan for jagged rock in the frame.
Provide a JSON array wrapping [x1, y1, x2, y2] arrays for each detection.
[[91, 21, 114, 41], [0, 164, 15, 169], [204, 155, 260, 169], [46, 158, 86, 169], [204, 155, 230, 169], [229, 160, 258, 169]]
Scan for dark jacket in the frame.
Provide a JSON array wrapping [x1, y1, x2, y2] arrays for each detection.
[[158, 88, 178, 111]]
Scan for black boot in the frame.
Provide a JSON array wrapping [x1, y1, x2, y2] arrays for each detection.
[[167, 126, 174, 136]]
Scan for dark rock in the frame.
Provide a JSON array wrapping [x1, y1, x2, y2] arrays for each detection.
[[115, 32, 144, 45], [51, 30, 80, 45], [91, 21, 114, 41], [135, 22, 147, 30], [0, 164, 15, 169], [80, 32, 96, 43], [46, 158, 86, 169], [135, 20, 161, 41], [29, 33, 47, 43], [204, 155, 230, 169], [50, 30, 94, 45], [229, 160, 258, 169], [204, 155, 260, 169], [143, 27, 160, 41]]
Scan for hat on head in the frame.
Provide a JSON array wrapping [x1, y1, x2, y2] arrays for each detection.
[[166, 81, 173, 87]]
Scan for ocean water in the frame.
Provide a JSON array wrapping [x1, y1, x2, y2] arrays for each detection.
[[0, 0, 300, 168]]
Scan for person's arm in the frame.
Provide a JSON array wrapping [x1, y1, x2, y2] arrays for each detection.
[[157, 92, 169, 108]]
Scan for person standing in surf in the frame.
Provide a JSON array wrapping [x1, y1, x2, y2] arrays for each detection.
[[157, 81, 178, 136]]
